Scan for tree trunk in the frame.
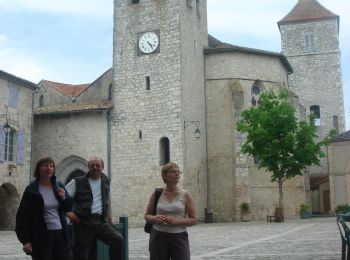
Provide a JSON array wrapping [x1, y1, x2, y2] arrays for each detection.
[[278, 179, 283, 209]]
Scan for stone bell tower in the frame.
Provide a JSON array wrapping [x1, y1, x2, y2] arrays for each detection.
[[111, 0, 208, 224], [278, 0, 345, 214]]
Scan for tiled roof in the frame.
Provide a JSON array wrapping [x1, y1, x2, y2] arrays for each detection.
[[332, 130, 350, 143], [0, 70, 37, 90], [206, 35, 293, 73], [42, 80, 89, 97], [34, 100, 113, 115], [278, 0, 338, 25]]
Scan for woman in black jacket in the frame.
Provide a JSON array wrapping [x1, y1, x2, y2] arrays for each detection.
[[15, 157, 72, 260]]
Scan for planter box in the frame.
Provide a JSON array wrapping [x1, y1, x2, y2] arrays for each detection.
[[300, 211, 311, 219]]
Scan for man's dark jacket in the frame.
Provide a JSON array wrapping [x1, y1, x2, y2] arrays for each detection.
[[15, 176, 72, 257], [73, 172, 111, 223]]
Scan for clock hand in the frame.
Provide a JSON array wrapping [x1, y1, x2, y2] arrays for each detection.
[[147, 41, 153, 48]]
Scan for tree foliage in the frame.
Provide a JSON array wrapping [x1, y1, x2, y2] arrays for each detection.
[[237, 89, 332, 208]]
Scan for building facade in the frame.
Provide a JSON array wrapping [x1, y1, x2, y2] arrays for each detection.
[[0, 70, 36, 230]]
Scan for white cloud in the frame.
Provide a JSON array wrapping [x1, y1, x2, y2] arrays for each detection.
[[0, 34, 8, 44], [0, 47, 46, 83], [0, 0, 112, 18]]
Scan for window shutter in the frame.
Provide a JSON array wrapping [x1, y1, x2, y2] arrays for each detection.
[[17, 130, 25, 165], [0, 126, 4, 162], [9, 83, 19, 108]]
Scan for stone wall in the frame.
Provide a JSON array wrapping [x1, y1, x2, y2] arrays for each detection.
[[205, 51, 305, 221], [35, 81, 72, 106], [32, 112, 108, 183], [77, 68, 113, 102], [329, 140, 350, 213]]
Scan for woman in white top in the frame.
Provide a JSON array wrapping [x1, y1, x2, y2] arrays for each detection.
[[145, 162, 198, 260]]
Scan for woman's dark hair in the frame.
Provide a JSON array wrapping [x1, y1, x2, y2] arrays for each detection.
[[33, 157, 55, 179]]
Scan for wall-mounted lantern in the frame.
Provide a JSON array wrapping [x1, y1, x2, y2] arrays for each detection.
[[184, 120, 201, 140]]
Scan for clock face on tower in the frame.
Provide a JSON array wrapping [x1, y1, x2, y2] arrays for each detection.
[[138, 31, 159, 54]]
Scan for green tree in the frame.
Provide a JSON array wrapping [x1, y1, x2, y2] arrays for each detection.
[[237, 89, 331, 210]]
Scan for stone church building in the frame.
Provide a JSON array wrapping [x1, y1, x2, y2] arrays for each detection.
[[0, 0, 346, 227]]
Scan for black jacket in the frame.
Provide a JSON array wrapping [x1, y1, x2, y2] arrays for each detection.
[[73, 172, 111, 223], [15, 176, 72, 256]]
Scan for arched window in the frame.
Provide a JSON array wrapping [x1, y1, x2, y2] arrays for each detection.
[[310, 105, 321, 126], [159, 137, 170, 165], [251, 80, 263, 106], [39, 94, 44, 107]]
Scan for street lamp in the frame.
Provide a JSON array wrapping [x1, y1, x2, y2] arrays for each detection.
[[1, 113, 12, 134], [184, 120, 201, 140]]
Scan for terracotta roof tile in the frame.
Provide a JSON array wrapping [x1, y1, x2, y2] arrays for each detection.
[[278, 0, 338, 24], [42, 80, 89, 97], [34, 100, 113, 115]]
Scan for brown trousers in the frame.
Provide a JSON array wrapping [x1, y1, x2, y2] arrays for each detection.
[[72, 218, 124, 260], [149, 229, 190, 260]]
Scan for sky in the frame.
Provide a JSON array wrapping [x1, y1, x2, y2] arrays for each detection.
[[0, 0, 349, 130]]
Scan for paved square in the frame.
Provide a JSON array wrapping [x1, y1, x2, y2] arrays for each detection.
[[0, 217, 341, 260]]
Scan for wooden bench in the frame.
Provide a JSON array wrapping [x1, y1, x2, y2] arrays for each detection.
[[68, 215, 129, 260], [267, 207, 284, 223]]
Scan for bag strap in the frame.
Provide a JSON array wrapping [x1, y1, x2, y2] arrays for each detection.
[[152, 188, 163, 215]]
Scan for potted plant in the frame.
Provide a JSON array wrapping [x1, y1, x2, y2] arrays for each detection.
[[240, 202, 250, 222], [335, 204, 350, 214], [300, 203, 311, 219]]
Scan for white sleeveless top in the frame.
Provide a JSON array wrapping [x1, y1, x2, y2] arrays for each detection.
[[153, 189, 187, 233]]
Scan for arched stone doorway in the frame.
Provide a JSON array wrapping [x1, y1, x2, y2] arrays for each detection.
[[55, 155, 88, 184], [0, 183, 19, 230], [65, 169, 85, 185]]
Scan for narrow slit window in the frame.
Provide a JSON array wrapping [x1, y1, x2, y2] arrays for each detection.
[[146, 76, 150, 90], [333, 115, 339, 134], [108, 83, 113, 100], [132, 0, 139, 4], [196, 0, 200, 17], [139, 130, 142, 139]]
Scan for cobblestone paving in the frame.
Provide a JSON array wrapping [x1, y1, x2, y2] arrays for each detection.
[[0, 217, 341, 260]]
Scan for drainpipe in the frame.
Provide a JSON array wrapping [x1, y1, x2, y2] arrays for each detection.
[[203, 54, 212, 223], [107, 110, 112, 179], [29, 88, 39, 183]]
